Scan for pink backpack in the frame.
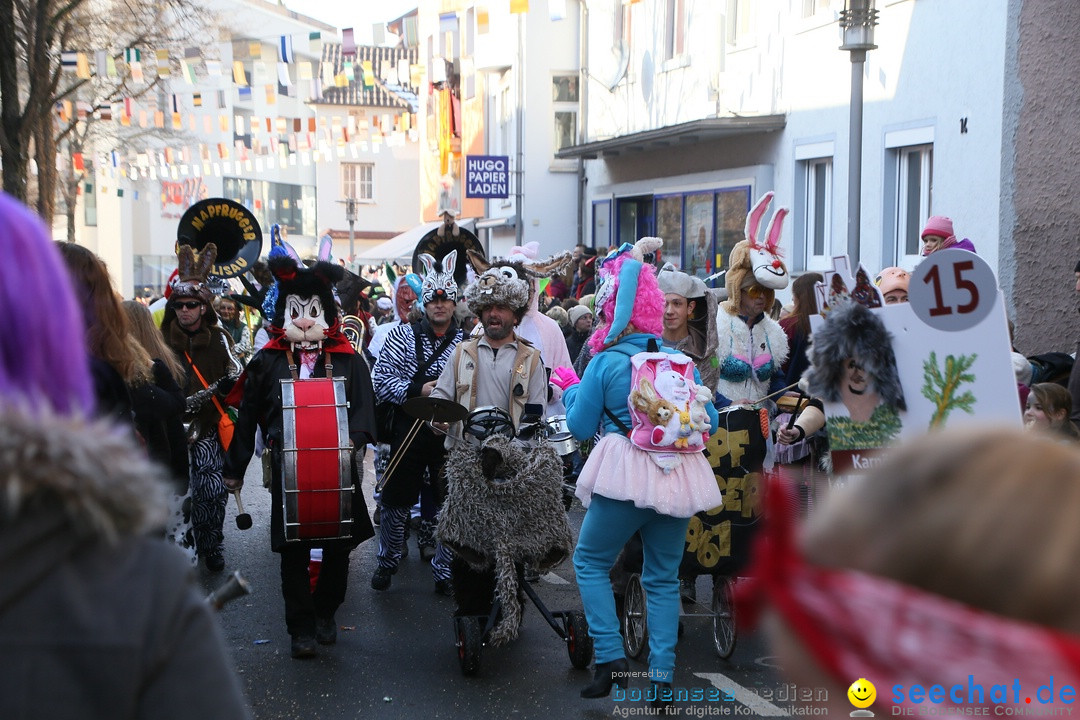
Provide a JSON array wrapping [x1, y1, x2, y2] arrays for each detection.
[[627, 343, 711, 454]]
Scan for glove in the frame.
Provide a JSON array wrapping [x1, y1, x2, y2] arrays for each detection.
[[551, 366, 580, 391]]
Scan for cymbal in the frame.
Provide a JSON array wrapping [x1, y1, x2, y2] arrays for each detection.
[[402, 395, 469, 423]]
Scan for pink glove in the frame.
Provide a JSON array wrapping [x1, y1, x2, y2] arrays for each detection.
[[551, 366, 580, 391]]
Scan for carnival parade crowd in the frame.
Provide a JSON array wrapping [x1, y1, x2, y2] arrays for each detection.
[[1, 187, 1079, 720]]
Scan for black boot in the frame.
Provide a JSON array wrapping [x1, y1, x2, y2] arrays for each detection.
[[580, 658, 629, 698], [650, 682, 675, 715]]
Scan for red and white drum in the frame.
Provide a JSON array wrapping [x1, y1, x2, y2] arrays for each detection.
[[281, 377, 353, 542]]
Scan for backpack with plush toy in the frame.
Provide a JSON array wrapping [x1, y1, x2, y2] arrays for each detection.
[[626, 340, 712, 454]]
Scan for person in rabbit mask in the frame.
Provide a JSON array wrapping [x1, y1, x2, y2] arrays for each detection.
[[714, 192, 791, 408], [223, 239, 376, 659], [370, 251, 466, 597]]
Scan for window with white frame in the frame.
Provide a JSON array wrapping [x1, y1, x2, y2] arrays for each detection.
[[894, 144, 933, 263], [664, 0, 686, 60], [552, 74, 578, 153], [614, 0, 632, 49], [725, 0, 754, 46], [341, 163, 374, 202], [802, 0, 835, 18], [803, 157, 832, 266]]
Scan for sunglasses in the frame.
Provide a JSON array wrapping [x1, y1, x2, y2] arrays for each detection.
[[744, 285, 767, 299], [174, 301, 203, 310]]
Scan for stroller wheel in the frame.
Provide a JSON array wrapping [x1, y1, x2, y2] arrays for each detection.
[[565, 611, 593, 670], [621, 573, 648, 660], [712, 577, 737, 660], [456, 616, 483, 676]]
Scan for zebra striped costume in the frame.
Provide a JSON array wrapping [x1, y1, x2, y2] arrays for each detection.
[[371, 318, 463, 583]]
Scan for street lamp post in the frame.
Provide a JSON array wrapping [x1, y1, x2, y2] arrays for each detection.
[[840, 0, 879, 267], [344, 196, 357, 262]]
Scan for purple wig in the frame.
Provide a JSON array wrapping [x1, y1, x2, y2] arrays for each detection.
[[0, 193, 94, 415], [587, 251, 664, 354]]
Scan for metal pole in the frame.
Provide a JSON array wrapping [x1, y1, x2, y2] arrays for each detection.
[[347, 198, 356, 262], [847, 49, 865, 267], [515, 12, 525, 246]]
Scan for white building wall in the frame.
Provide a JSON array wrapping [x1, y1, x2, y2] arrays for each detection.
[[579, 0, 1010, 279]]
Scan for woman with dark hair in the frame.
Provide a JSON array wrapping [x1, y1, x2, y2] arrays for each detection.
[[780, 272, 822, 387], [55, 242, 148, 426], [0, 193, 251, 720]]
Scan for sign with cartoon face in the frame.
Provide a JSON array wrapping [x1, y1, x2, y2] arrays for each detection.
[[809, 251, 1020, 475]]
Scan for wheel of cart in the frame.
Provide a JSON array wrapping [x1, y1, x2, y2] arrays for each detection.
[[711, 576, 736, 659], [621, 573, 648, 659], [455, 616, 484, 676]]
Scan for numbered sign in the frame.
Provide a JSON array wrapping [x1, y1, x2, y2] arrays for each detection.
[[910, 249, 998, 331]]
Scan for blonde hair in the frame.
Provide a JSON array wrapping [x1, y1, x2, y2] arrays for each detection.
[[803, 427, 1080, 632], [122, 301, 185, 386]]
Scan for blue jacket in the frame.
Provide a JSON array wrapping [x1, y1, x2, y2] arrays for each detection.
[[564, 333, 719, 441]]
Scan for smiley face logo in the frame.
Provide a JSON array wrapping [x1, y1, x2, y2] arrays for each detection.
[[848, 678, 877, 709]]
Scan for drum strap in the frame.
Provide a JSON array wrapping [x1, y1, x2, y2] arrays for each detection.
[[284, 348, 333, 381]]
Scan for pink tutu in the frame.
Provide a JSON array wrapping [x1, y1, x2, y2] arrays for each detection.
[[575, 434, 723, 518]]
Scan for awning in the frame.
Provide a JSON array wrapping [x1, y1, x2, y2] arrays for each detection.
[[475, 216, 516, 230], [352, 218, 476, 264], [555, 115, 787, 160]]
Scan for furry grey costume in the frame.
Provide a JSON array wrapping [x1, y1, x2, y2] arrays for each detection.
[[438, 435, 573, 645], [0, 408, 250, 720], [805, 300, 907, 410]]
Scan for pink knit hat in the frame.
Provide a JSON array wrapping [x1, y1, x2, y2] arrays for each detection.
[[921, 216, 955, 241]]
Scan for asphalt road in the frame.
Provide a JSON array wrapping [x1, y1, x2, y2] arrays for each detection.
[[201, 451, 814, 720]]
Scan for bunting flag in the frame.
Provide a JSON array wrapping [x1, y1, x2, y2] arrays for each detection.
[[238, 85, 251, 101], [206, 60, 222, 77], [277, 62, 292, 87], [510, 0, 528, 13], [321, 61, 335, 86], [309, 31, 321, 53], [95, 50, 108, 77], [233, 61, 247, 85], [253, 60, 268, 84], [342, 28, 356, 57], [156, 49, 170, 77], [550, 0, 566, 21], [192, 92, 203, 107], [477, 7, 489, 33], [61, 51, 78, 71], [372, 23, 386, 46], [279, 35, 294, 63], [154, 110, 164, 128], [343, 60, 354, 81], [362, 60, 375, 88], [106, 53, 118, 78], [265, 85, 275, 104], [181, 58, 197, 84], [130, 59, 143, 83], [124, 48, 141, 63], [76, 53, 92, 79], [397, 58, 409, 85], [249, 42, 261, 59], [298, 61, 313, 81]]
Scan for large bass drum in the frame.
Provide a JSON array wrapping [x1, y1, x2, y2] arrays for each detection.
[[280, 377, 354, 541]]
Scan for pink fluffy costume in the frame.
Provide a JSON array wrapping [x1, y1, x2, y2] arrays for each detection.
[[555, 239, 721, 706]]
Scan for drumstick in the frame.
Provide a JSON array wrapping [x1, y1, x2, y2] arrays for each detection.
[[786, 390, 806, 430], [377, 417, 424, 492]]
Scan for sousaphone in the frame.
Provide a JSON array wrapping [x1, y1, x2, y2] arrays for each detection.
[[177, 198, 263, 278], [412, 221, 485, 287]]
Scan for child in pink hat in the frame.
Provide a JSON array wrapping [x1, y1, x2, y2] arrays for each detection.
[[921, 215, 976, 255]]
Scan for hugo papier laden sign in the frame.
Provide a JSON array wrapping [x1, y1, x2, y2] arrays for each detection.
[[465, 155, 510, 199], [176, 198, 263, 278]]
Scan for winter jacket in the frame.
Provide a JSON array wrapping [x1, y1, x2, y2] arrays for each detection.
[[0, 407, 251, 720]]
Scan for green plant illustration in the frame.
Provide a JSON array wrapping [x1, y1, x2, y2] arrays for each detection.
[[922, 351, 978, 428], [826, 404, 902, 450]]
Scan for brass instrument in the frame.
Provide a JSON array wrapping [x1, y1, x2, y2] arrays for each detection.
[[177, 198, 263, 278]]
